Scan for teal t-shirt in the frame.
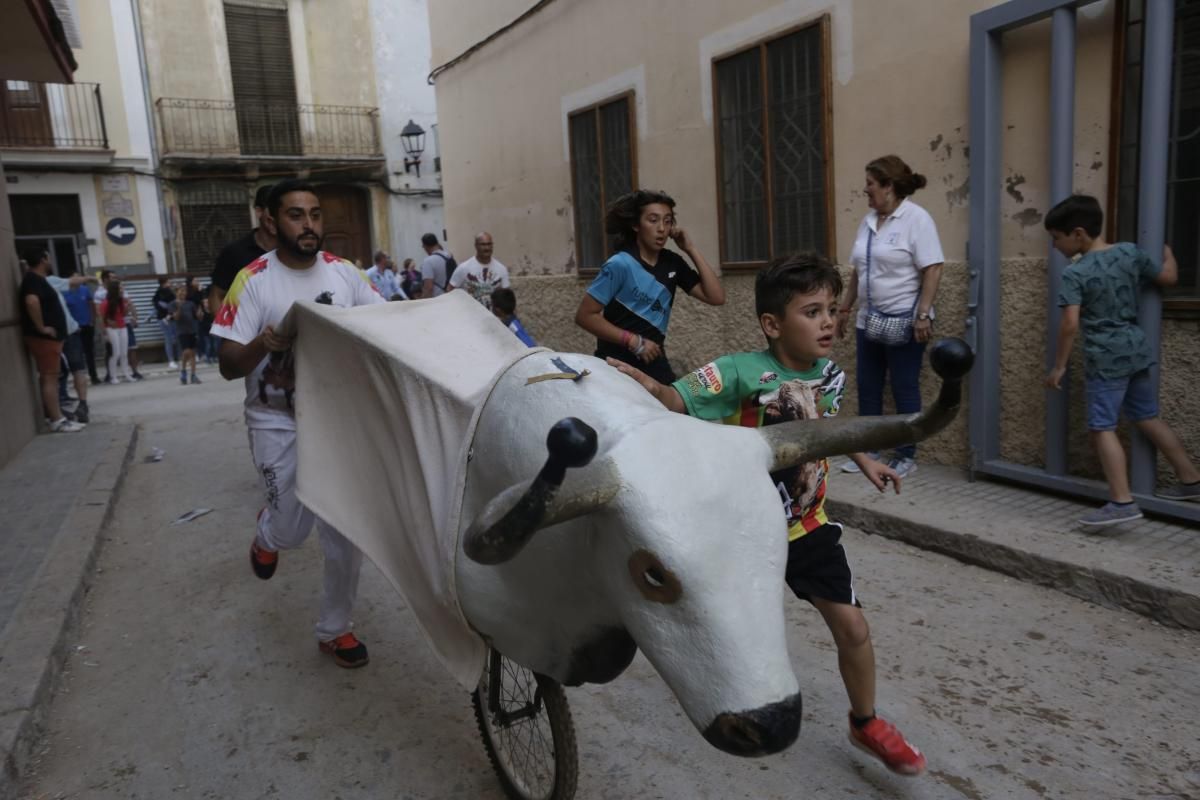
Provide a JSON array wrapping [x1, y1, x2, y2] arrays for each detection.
[[1058, 242, 1160, 380], [672, 350, 845, 539]]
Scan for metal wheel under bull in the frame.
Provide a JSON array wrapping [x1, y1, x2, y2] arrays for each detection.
[[472, 648, 578, 800]]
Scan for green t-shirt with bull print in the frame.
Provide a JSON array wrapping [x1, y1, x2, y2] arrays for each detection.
[[672, 350, 845, 541]]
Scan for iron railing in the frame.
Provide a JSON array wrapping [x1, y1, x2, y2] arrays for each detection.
[[0, 81, 108, 149], [156, 98, 382, 159]]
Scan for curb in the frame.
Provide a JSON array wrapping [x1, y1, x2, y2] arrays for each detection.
[[826, 498, 1200, 631], [0, 424, 139, 799]]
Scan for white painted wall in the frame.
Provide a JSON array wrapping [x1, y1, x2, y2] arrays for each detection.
[[369, 0, 444, 254]]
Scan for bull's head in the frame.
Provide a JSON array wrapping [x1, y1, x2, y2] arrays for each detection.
[[461, 337, 973, 756], [463, 337, 973, 565]]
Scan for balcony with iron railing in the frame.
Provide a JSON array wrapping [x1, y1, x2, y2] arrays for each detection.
[[156, 98, 382, 160], [0, 80, 109, 150]]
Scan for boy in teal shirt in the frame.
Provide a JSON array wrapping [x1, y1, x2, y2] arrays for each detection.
[[610, 253, 926, 776], [1044, 195, 1200, 527]]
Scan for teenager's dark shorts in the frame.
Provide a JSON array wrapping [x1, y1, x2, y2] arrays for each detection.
[[785, 522, 860, 607], [127, 325, 137, 348], [177, 333, 198, 351]]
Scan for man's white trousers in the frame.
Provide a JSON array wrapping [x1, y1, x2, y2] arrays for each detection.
[[248, 427, 362, 642]]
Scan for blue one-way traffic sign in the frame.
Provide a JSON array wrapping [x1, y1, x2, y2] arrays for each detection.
[[105, 217, 137, 246]]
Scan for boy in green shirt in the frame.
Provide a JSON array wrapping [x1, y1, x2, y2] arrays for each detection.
[[1044, 195, 1200, 527], [609, 253, 925, 776]]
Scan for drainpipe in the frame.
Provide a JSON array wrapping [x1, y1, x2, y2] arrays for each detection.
[[128, 0, 177, 274]]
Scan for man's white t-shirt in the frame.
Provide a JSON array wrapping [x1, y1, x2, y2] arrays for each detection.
[[847, 198, 945, 328], [211, 250, 384, 430], [449, 257, 511, 308], [420, 249, 453, 297]]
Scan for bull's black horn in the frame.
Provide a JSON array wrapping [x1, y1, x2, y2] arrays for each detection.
[[761, 337, 974, 472], [464, 418, 617, 565]]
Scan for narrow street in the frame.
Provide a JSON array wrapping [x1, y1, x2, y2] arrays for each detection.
[[18, 369, 1200, 800]]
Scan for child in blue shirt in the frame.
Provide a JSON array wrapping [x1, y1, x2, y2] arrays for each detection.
[[1044, 194, 1200, 526], [491, 288, 535, 347]]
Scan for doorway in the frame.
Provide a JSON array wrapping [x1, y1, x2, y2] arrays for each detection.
[[318, 185, 371, 266]]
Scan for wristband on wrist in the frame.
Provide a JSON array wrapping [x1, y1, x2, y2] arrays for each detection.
[[633, 335, 646, 355]]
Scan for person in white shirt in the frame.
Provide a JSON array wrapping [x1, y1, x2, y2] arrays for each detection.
[[448, 231, 510, 309], [835, 155, 945, 481], [212, 179, 385, 669], [365, 250, 407, 300]]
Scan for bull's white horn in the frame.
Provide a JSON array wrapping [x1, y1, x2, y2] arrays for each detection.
[[464, 418, 620, 565], [761, 337, 974, 472]]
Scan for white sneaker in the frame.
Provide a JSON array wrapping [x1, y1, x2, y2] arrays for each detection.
[[841, 452, 880, 474], [888, 457, 918, 479], [49, 417, 86, 432], [168, 361, 179, 369]]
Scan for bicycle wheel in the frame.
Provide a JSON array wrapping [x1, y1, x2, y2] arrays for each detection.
[[472, 648, 578, 800]]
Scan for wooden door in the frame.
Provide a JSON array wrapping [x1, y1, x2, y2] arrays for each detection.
[[0, 80, 53, 146], [318, 185, 370, 266]]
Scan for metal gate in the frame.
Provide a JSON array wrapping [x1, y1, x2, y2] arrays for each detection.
[[967, 0, 1196, 523]]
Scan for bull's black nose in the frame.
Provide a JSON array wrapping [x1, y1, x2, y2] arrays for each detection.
[[702, 692, 802, 757]]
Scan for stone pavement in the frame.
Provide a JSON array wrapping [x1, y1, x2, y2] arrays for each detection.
[[1, 385, 1197, 795], [0, 420, 136, 798], [826, 458, 1200, 629]]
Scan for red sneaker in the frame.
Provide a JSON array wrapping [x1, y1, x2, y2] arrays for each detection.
[[249, 539, 277, 580], [848, 713, 926, 775], [319, 632, 369, 669]]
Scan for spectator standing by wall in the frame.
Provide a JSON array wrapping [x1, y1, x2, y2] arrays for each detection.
[[46, 268, 92, 423], [64, 273, 100, 385], [19, 248, 84, 432], [99, 280, 135, 383], [836, 155, 945, 480], [365, 250, 406, 300], [171, 286, 203, 385], [400, 258, 423, 299]]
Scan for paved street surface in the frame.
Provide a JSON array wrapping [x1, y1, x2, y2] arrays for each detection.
[[17, 367, 1200, 800]]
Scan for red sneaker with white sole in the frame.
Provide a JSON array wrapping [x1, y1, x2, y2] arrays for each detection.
[[848, 713, 926, 776]]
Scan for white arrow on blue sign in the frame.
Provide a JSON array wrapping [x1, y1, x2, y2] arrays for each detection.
[[105, 217, 137, 246]]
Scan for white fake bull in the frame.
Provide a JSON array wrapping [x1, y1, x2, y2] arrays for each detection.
[[457, 339, 973, 757], [286, 295, 971, 759]]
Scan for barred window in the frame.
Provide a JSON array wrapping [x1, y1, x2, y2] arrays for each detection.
[[714, 18, 833, 267], [569, 93, 636, 273], [177, 182, 252, 273], [1113, 0, 1200, 306]]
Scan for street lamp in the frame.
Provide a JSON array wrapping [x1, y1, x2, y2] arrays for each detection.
[[401, 119, 426, 177]]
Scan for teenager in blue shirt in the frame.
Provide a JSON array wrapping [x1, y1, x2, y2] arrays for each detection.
[[574, 189, 725, 383]]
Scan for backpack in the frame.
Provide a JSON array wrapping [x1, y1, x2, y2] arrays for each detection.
[[436, 251, 457, 292]]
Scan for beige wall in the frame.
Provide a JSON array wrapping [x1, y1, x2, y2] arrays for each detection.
[[433, 0, 1199, 481], [72, 1, 134, 156], [302, 0, 377, 107], [0, 165, 40, 467], [139, 0, 235, 103]]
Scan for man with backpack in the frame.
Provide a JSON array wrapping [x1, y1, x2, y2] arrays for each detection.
[[419, 232, 455, 298]]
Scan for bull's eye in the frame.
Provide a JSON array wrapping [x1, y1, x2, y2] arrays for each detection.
[[627, 549, 681, 604]]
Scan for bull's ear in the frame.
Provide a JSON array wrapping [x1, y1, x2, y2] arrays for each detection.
[[761, 337, 973, 471], [464, 418, 620, 565]]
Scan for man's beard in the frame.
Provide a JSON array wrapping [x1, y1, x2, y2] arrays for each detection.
[[279, 229, 323, 258]]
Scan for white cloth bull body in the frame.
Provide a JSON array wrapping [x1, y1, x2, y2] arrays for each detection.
[[289, 292, 970, 757]]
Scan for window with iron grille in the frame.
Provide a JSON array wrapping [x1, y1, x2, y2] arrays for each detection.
[[713, 18, 833, 267], [177, 182, 252, 274], [1113, 0, 1200, 307], [569, 93, 636, 273]]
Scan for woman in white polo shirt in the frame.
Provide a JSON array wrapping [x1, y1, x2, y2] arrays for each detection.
[[836, 155, 945, 479]]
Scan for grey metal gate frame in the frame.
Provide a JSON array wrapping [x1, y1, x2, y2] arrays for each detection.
[[967, 0, 1197, 523]]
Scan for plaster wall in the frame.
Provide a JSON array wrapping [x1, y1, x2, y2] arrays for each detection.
[[0, 164, 39, 467], [137, 0, 235, 104], [302, 0, 377, 108]]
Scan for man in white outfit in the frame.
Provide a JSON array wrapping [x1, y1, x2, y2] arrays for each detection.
[[212, 179, 385, 668]]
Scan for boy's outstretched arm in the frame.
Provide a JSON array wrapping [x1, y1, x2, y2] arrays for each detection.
[[1155, 244, 1179, 287], [852, 455, 902, 494], [606, 357, 686, 413], [1045, 304, 1080, 390]]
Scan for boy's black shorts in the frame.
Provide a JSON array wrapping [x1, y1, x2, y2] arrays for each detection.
[[177, 333, 197, 351], [784, 522, 860, 607]]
